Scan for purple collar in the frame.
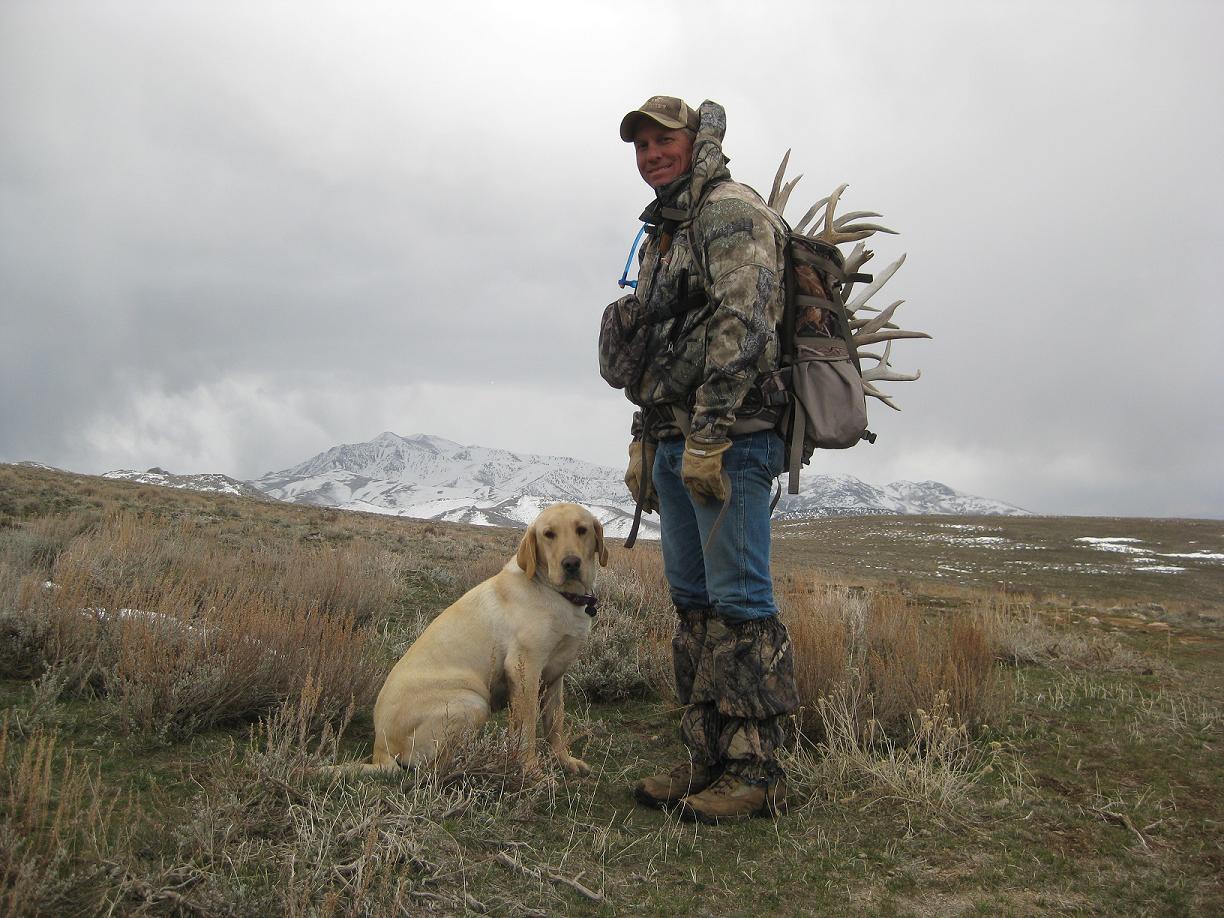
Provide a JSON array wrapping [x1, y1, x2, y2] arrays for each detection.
[[559, 591, 598, 617]]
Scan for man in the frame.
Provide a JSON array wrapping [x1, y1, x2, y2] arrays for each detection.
[[609, 96, 800, 822]]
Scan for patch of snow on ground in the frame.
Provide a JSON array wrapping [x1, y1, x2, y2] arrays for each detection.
[[1075, 538, 1151, 555], [1133, 564, 1185, 573], [1159, 551, 1224, 561], [1075, 537, 1143, 544]]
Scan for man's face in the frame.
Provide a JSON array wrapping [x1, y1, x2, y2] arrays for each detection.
[[633, 121, 694, 189]]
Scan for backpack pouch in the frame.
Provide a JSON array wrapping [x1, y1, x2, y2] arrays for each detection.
[[789, 336, 868, 452], [598, 294, 651, 389]]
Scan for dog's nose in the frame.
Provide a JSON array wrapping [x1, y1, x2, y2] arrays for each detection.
[[561, 555, 582, 577]]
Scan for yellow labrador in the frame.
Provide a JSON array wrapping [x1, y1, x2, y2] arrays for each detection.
[[337, 503, 607, 777]]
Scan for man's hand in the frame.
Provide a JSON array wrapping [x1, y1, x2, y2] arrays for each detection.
[[682, 435, 731, 503], [625, 440, 658, 513]]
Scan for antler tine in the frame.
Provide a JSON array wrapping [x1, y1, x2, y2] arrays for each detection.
[[866, 366, 922, 384], [861, 341, 922, 384], [821, 183, 849, 237], [768, 150, 791, 209], [840, 243, 875, 301], [852, 300, 905, 334], [843, 243, 873, 276], [846, 253, 906, 313], [832, 211, 883, 228], [823, 224, 899, 245], [861, 380, 902, 410], [773, 174, 804, 217], [794, 197, 830, 235], [853, 328, 932, 348]]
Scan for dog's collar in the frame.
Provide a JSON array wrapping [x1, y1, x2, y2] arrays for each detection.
[[559, 591, 598, 617]]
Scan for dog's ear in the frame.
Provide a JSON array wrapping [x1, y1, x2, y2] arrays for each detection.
[[517, 525, 538, 579], [594, 518, 608, 567]]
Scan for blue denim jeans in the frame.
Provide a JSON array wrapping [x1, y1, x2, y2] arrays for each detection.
[[652, 430, 785, 622]]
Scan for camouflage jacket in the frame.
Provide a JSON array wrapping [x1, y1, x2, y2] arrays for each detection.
[[627, 101, 788, 441]]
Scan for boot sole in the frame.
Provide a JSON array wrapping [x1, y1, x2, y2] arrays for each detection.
[[676, 794, 787, 824], [632, 785, 681, 810], [633, 782, 715, 810]]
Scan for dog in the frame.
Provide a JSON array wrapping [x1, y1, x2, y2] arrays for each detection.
[[334, 503, 608, 777]]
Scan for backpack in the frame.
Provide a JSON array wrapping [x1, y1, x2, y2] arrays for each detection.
[[761, 153, 928, 495]]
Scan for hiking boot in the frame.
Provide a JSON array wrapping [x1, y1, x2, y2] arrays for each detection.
[[633, 761, 719, 809], [677, 771, 787, 823]]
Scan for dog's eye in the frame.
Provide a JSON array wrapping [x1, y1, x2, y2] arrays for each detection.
[[543, 530, 556, 539], [576, 526, 587, 536]]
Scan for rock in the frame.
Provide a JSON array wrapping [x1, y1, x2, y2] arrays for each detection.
[[1085, 616, 1101, 626], [1146, 622, 1171, 632]]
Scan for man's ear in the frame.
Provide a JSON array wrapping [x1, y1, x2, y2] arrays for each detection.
[[594, 519, 609, 567], [517, 525, 538, 579]]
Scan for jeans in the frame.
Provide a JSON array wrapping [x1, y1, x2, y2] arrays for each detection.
[[652, 429, 785, 622]]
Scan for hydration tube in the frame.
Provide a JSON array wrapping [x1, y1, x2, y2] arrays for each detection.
[[617, 223, 648, 289]]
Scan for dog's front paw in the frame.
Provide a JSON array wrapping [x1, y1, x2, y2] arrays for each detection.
[[559, 755, 591, 777]]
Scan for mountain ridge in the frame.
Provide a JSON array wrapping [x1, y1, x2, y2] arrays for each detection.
[[59, 432, 1029, 538], [249, 431, 1030, 538]]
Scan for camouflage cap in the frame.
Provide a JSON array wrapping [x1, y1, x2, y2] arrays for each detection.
[[619, 95, 700, 142]]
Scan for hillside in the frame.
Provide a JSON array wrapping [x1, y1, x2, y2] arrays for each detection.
[[0, 463, 1220, 915]]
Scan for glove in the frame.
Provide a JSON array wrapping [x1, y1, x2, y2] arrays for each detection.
[[625, 440, 658, 513], [682, 435, 731, 503]]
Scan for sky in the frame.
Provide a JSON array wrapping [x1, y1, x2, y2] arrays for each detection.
[[2, 0, 1221, 519]]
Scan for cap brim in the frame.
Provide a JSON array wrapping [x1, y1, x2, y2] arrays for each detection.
[[619, 110, 687, 142]]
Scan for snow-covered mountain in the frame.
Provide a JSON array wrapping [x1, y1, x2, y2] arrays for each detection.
[[103, 467, 271, 501], [774, 474, 1029, 518], [248, 431, 1028, 538], [252, 432, 659, 539]]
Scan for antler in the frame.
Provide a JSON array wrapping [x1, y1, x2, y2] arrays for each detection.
[[767, 149, 803, 215], [770, 153, 929, 408]]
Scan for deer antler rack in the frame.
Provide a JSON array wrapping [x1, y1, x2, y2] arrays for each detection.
[[767, 152, 929, 410]]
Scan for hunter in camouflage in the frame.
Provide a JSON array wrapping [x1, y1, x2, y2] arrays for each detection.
[[605, 96, 800, 822], [623, 108, 789, 444]]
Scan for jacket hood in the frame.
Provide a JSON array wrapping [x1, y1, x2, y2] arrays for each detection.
[[686, 99, 731, 214], [642, 99, 732, 224]]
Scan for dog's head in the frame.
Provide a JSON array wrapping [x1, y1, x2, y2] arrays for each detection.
[[516, 503, 608, 591]]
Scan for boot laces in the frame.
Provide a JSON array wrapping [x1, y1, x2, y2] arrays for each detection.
[[708, 769, 769, 795], [668, 761, 708, 784], [704, 773, 741, 797]]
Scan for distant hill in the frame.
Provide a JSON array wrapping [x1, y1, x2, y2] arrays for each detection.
[[248, 431, 1030, 538], [102, 468, 271, 501]]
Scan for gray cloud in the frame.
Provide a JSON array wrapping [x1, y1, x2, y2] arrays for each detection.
[[2, 0, 1221, 517]]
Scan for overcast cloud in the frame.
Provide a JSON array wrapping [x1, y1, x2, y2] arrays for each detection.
[[2, 0, 1221, 518]]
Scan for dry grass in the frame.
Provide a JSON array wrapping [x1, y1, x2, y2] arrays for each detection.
[[0, 717, 115, 916], [778, 579, 999, 743], [978, 594, 1160, 673], [1, 513, 389, 738], [785, 686, 1017, 826]]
